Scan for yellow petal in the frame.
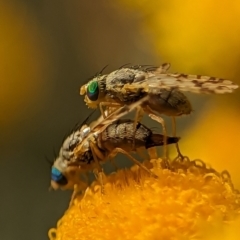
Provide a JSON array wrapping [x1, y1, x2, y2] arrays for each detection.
[[49, 158, 240, 240]]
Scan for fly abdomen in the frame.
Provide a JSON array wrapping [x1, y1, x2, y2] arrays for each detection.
[[146, 134, 179, 149], [97, 119, 179, 152], [146, 89, 192, 116]]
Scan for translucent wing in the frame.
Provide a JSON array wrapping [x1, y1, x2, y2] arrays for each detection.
[[74, 96, 149, 152], [134, 67, 239, 94], [89, 95, 148, 133]]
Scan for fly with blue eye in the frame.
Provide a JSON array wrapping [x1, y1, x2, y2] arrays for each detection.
[[50, 96, 180, 196], [50, 98, 148, 191]]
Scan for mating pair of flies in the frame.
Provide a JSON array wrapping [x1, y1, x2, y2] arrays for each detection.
[[50, 63, 238, 194]]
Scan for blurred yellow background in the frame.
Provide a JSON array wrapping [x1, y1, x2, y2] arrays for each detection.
[[1, 1, 239, 239], [0, 1, 49, 126]]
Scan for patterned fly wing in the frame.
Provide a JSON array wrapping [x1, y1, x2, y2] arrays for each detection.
[[132, 67, 239, 94]]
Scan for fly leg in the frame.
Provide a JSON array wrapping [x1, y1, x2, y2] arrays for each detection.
[[172, 117, 183, 159], [89, 141, 106, 194], [172, 117, 189, 162], [131, 106, 145, 149], [99, 102, 122, 118], [144, 105, 168, 158], [67, 170, 88, 207], [69, 182, 86, 207], [146, 111, 170, 169], [108, 148, 158, 178]]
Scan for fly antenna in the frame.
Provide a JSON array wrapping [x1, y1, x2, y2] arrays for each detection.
[[99, 64, 109, 75], [118, 63, 131, 69]]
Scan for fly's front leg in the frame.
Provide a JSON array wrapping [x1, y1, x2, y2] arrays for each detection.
[[89, 141, 106, 194], [99, 102, 122, 118], [108, 148, 158, 179], [67, 172, 89, 207], [69, 182, 87, 207], [147, 111, 170, 169]]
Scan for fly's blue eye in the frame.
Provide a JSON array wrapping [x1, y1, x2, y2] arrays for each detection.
[[51, 167, 68, 186], [87, 81, 99, 101]]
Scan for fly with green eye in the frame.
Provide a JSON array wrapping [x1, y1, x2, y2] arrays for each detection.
[[80, 63, 239, 160]]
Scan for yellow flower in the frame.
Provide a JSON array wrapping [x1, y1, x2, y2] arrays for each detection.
[[48, 158, 240, 240]]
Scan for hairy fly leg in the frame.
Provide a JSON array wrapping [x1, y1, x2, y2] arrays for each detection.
[[108, 147, 158, 179], [147, 113, 170, 169], [89, 141, 106, 194], [99, 102, 122, 118]]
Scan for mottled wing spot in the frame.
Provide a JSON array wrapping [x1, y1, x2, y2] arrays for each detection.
[[145, 72, 238, 94]]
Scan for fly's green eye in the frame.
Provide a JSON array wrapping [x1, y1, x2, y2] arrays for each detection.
[[87, 81, 99, 101]]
